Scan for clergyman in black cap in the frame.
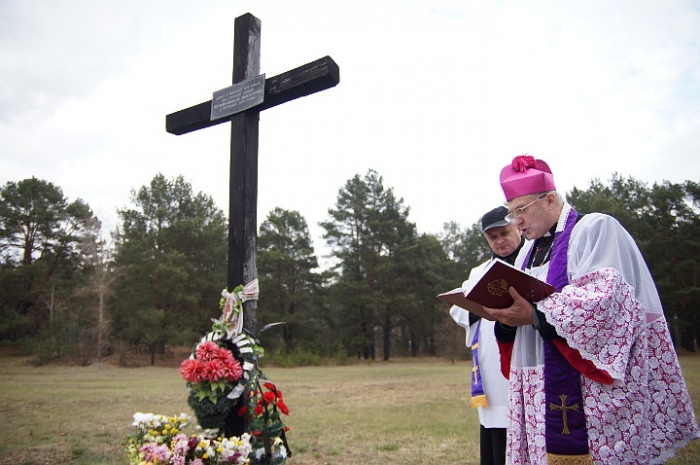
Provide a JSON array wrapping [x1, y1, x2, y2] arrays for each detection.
[[450, 205, 524, 465]]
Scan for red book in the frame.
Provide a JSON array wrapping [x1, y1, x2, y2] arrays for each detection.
[[437, 259, 556, 321]]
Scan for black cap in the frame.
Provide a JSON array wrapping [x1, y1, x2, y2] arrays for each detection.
[[481, 206, 510, 233]]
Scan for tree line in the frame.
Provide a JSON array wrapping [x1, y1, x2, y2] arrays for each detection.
[[0, 171, 698, 365]]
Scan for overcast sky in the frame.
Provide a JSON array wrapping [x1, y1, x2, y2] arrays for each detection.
[[2, 0, 699, 264]]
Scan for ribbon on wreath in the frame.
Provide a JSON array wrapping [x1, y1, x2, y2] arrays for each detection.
[[220, 278, 259, 339]]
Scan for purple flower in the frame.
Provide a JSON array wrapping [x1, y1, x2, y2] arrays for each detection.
[[172, 434, 190, 456], [140, 442, 170, 462]]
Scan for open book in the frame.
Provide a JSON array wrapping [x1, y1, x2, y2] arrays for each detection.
[[437, 259, 556, 321]]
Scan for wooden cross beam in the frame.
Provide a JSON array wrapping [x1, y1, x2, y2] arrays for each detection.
[[166, 56, 339, 136], [165, 13, 339, 335]]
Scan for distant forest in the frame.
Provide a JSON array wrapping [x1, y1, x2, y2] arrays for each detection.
[[1, 170, 698, 365]]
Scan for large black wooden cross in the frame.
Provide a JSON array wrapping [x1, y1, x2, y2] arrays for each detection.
[[166, 13, 339, 336]]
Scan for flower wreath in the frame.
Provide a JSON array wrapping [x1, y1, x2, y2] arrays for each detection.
[[125, 279, 290, 465], [181, 281, 261, 410]]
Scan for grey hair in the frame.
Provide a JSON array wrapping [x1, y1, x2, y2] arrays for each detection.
[[534, 191, 564, 205]]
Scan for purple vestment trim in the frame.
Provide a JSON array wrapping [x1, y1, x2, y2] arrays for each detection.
[[543, 340, 590, 455], [526, 207, 590, 456], [470, 320, 486, 402], [546, 207, 578, 293]]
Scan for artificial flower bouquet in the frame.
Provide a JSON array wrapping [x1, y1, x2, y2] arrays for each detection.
[[180, 334, 256, 430], [125, 412, 252, 465], [125, 281, 290, 465], [180, 340, 244, 404], [240, 378, 290, 465]]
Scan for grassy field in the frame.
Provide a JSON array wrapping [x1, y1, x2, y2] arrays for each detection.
[[1, 353, 699, 465]]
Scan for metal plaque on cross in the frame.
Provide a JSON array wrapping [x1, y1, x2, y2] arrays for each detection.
[[210, 74, 266, 121]]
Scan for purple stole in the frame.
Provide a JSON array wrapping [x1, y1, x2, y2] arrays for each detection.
[[522, 208, 593, 465], [469, 319, 488, 408]]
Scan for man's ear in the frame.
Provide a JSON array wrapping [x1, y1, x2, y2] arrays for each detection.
[[545, 192, 556, 206]]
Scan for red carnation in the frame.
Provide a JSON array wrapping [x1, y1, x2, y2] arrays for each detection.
[[222, 358, 243, 382], [263, 382, 276, 391], [202, 358, 226, 382], [195, 341, 221, 362], [277, 399, 290, 416], [263, 391, 276, 405], [179, 358, 203, 383], [214, 345, 232, 360]]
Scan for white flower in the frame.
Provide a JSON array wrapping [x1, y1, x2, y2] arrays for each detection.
[[131, 412, 169, 429]]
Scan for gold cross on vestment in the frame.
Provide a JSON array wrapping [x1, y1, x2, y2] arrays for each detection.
[[549, 394, 579, 435], [470, 341, 479, 384]]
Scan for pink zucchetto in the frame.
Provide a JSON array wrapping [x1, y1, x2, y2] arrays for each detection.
[[499, 155, 556, 201]]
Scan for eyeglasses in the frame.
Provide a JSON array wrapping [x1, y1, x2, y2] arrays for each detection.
[[505, 195, 547, 222]]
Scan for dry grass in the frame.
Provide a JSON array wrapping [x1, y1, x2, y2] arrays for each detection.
[[0, 352, 698, 465]]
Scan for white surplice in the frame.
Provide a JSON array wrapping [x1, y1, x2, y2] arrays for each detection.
[[504, 204, 700, 465]]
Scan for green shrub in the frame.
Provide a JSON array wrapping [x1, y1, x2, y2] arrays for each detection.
[[265, 347, 324, 367]]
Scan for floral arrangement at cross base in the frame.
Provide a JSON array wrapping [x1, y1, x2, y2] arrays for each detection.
[[126, 413, 252, 465], [239, 376, 290, 465], [125, 281, 290, 465]]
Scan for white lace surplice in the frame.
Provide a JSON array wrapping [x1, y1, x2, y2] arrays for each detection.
[[506, 207, 700, 465]]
